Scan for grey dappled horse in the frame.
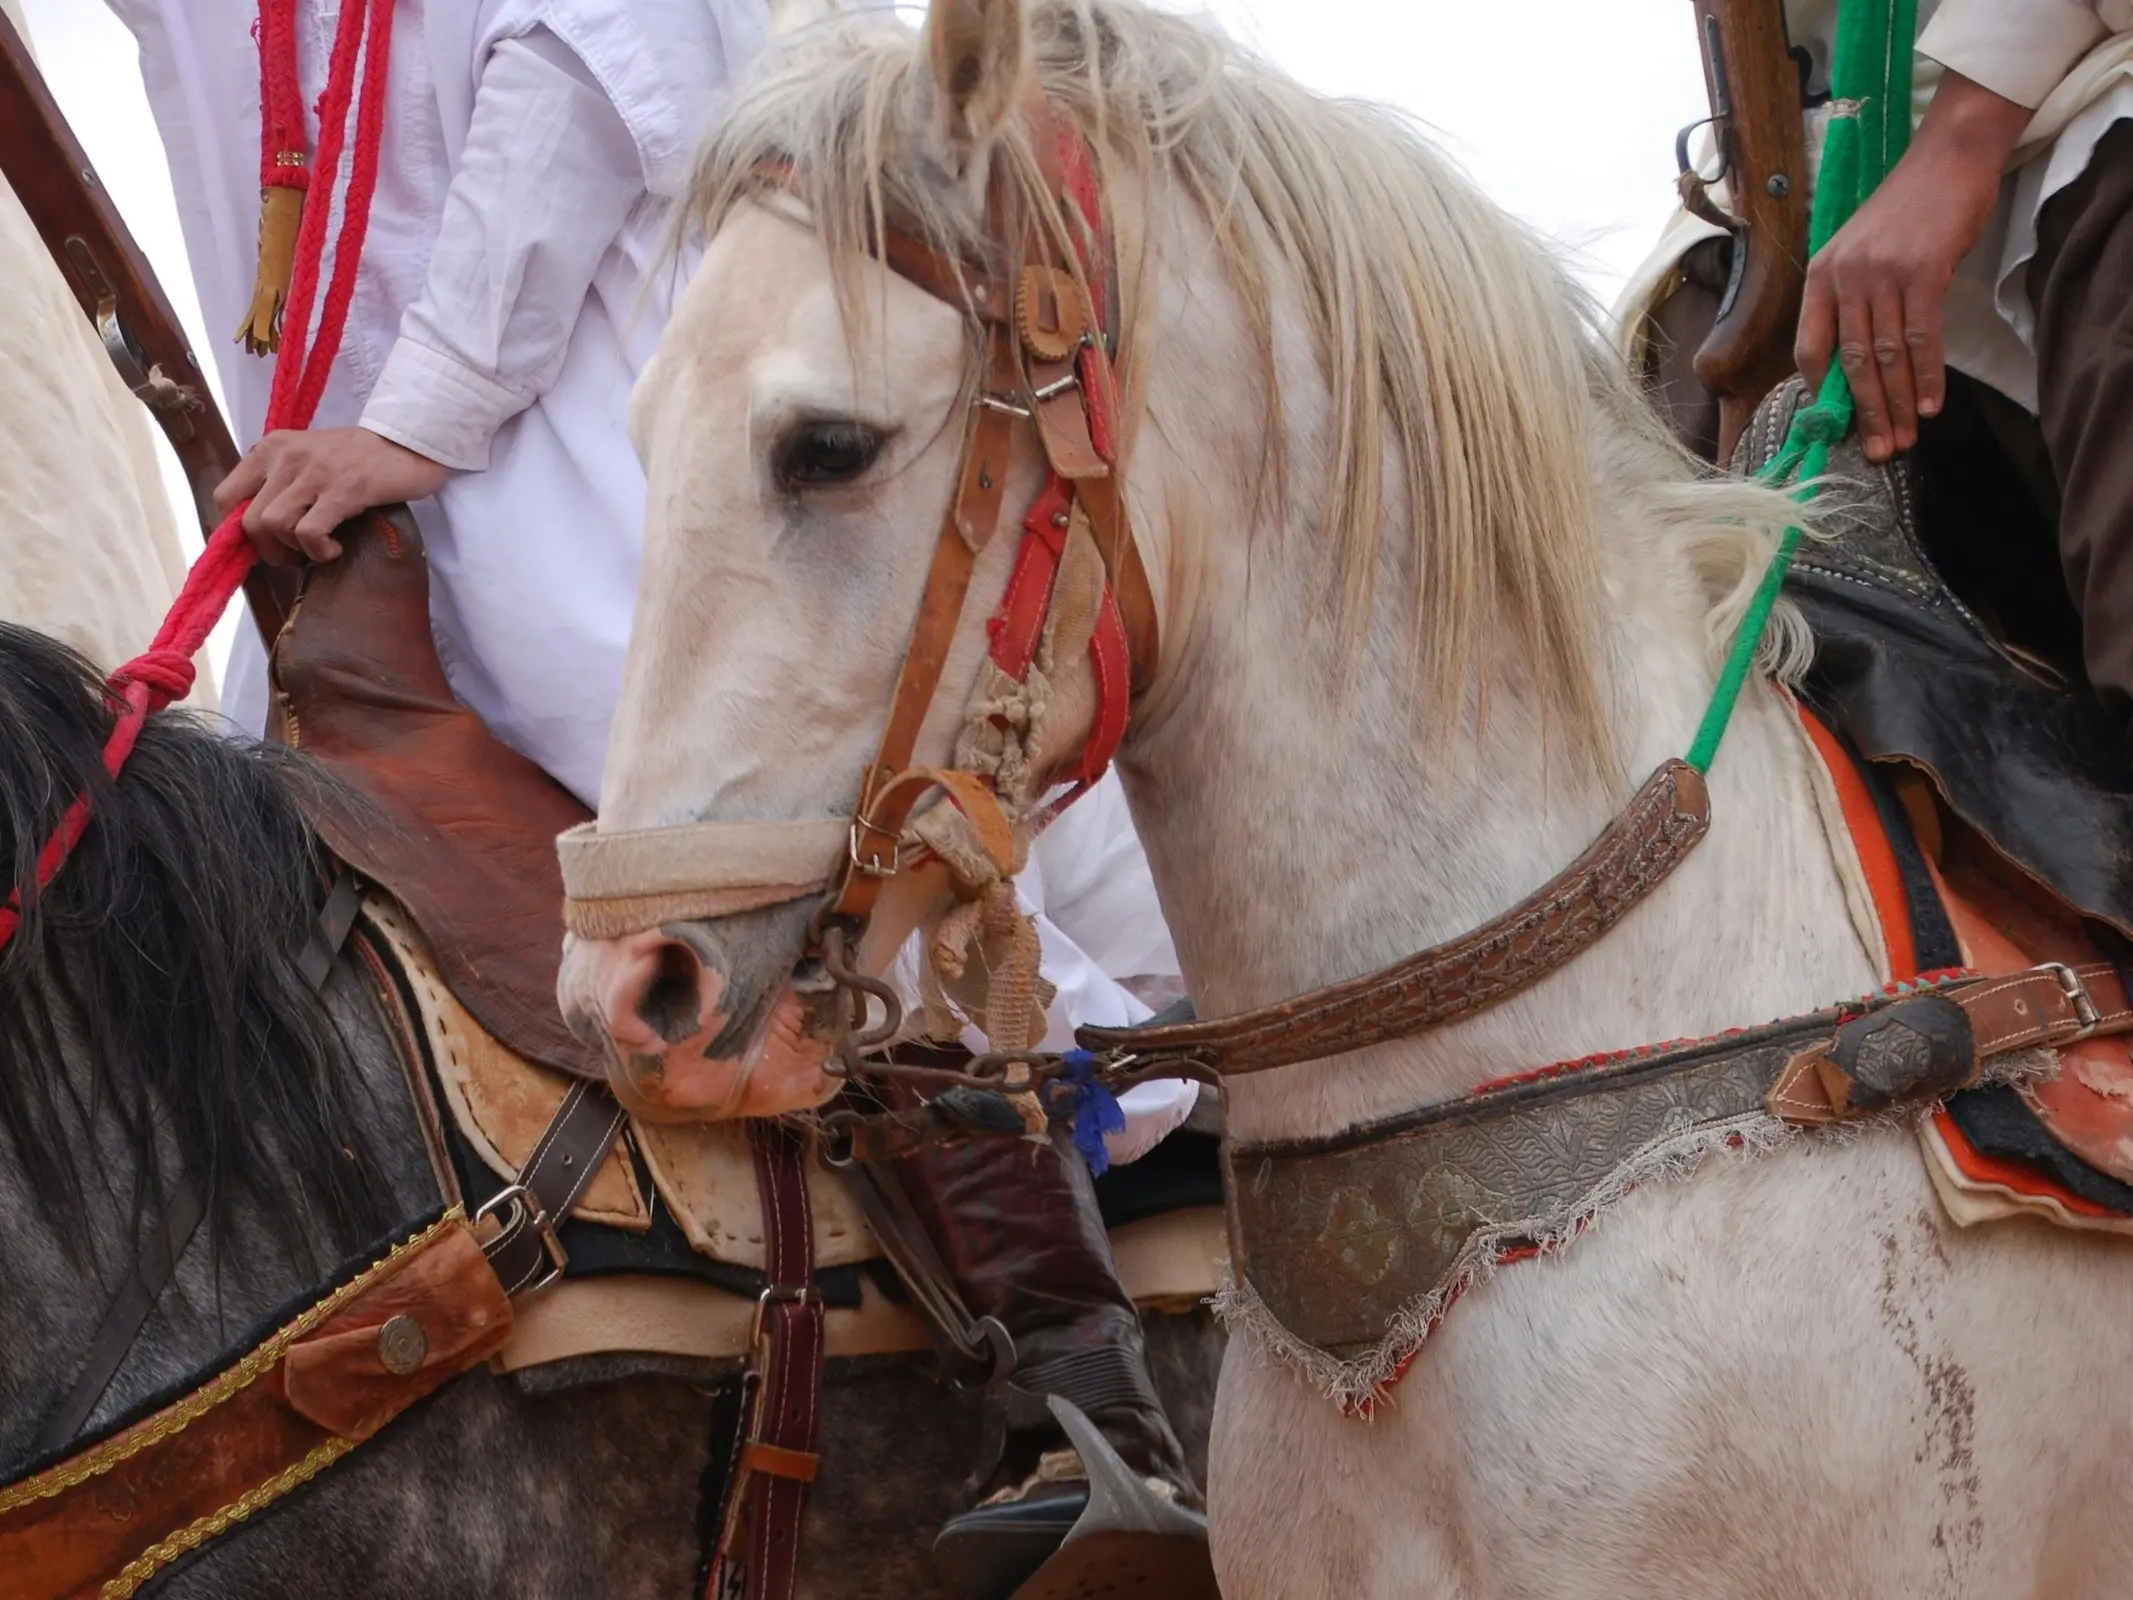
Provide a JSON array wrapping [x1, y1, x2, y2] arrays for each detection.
[[0, 624, 1217, 1597]]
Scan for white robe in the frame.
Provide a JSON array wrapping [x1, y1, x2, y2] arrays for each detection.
[[110, 0, 767, 802]]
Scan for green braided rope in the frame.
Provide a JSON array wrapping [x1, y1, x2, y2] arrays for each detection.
[[1683, 0, 1915, 774]]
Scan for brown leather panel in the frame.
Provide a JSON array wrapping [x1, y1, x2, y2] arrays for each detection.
[[0, 1215, 504, 1600], [0, 1380, 330, 1599], [281, 1225, 512, 1440], [271, 508, 602, 1080], [1082, 761, 1712, 1075]]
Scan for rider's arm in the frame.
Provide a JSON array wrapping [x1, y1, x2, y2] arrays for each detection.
[[220, 27, 647, 561], [1794, 0, 2108, 465], [358, 27, 647, 472]]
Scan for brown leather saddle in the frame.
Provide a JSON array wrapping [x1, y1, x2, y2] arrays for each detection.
[[270, 506, 602, 1081]]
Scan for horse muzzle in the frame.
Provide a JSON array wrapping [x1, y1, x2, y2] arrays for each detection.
[[558, 917, 840, 1120]]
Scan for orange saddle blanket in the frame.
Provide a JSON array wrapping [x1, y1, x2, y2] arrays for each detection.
[[1797, 703, 2133, 1233]]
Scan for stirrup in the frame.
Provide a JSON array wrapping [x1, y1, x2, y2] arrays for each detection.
[[937, 1399, 1216, 1600]]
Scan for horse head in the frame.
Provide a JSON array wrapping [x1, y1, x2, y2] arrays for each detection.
[[558, 0, 1755, 1126], [559, 0, 1145, 1119]]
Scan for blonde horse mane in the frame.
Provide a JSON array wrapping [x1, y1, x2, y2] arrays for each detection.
[[684, 0, 1806, 780]]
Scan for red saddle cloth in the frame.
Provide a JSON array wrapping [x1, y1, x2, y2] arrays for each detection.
[[1799, 704, 2133, 1219], [270, 507, 602, 1081], [1926, 849, 2133, 1201]]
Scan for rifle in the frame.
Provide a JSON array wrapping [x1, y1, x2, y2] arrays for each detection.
[[1678, 0, 1812, 460], [0, 5, 294, 642]]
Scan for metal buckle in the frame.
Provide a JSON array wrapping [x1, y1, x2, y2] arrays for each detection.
[[747, 1282, 825, 1350], [847, 814, 899, 879], [2044, 962, 2102, 1038], [475, 1182, 569, 1297]]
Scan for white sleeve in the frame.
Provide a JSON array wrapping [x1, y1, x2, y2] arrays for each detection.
[[1917, 0, 2109, 108], [358, 29, 644, 469]]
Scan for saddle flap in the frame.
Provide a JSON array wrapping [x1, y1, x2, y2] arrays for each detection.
[[365, 891, 883, 1267], [271, 507, 602, 1080], [1932, 841, 2133, 1190]]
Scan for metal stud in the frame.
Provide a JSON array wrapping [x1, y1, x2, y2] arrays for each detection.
[[1766, 173, 1791, 199], [377, 1314, 428, 1375]]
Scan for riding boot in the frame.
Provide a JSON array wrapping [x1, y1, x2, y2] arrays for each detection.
[[878, 1109, 1200, 1597]]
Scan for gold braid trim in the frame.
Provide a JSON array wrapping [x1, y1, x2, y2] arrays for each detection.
[[0, 1209, 467, 1516], [99, 1435, 359, 1599]]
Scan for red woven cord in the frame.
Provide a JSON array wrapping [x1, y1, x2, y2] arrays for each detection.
[[255, 0, 309, 189], [976, 116, 1133, 827], [288, 0, 394, 424], [0, 0, 393, 953]]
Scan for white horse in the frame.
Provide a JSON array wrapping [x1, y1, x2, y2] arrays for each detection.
[[0, 148, 208, 698], [562, 0, 2133, 1592]]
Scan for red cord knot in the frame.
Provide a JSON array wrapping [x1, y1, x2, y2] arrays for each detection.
[[111, 647, 198, 712]]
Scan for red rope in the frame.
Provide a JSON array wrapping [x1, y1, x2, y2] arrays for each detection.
[[255, 0, 309, 194], [0, 0, 395, 951]]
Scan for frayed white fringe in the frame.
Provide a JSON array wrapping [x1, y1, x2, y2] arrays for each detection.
[[1212, 1109, 1796, 1413], [1206, 1058, 2046, 1417]]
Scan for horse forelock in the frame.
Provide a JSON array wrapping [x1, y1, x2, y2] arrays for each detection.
[[0, 623, 389, 1268]]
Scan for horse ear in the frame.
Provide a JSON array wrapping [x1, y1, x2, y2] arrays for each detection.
[[918, 0, 1030, 172]]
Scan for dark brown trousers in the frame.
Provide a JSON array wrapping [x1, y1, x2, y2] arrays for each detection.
[[2033, 117, 2133, 721]]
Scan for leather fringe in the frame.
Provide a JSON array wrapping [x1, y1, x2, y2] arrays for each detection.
[[236, 184, 304, 355]]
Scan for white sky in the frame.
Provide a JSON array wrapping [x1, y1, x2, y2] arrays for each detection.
[[19, 0, 1707, 677]]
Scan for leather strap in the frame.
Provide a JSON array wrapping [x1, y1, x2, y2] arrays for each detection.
[[1082, 760, 1713, 1075], [1766, 960, 2133, 1124], [827, 334, 1016, 925], [1955, 962, 2133, 1054], [1228, 959, 2133, 1364], [710, 1123, 826, 1600], [478, 1078, 628, 1296], [0, 1211, 513, 1600], [31, 866, 366, 1460], [29, 1180, 207, 1463]]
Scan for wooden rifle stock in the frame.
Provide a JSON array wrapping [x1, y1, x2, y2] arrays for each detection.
[[0, 6, 294, 643], [1682, 0, 1811, 459]]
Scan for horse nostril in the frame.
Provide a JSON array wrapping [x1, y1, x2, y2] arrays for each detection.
[[637, 941, 704, 1045]]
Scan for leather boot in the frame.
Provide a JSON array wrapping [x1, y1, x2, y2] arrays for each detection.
[[875, 1106, 1199, 1598]]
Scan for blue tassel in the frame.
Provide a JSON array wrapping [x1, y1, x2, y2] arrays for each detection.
[[1060, 1049, 1126, 1176]]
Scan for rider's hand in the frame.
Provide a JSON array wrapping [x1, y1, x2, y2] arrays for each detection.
[[1795, 70, 2030, 464], [213, 426, 450, 564]]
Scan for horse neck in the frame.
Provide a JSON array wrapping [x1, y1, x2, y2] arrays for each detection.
[[1116, 232, 1879, 1146]]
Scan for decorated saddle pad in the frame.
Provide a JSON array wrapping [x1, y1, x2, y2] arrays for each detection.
[[357, 893, 1228, 1369]]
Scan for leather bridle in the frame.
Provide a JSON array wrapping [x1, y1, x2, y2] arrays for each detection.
[[559, 94, 1160, 973], [553, 95, 1733, 1141]]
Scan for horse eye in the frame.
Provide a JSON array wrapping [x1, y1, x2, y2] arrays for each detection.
[[774, 421, 884, 488]]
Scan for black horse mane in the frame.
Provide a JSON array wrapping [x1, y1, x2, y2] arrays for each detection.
[[0, 623, 386, 1263]]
